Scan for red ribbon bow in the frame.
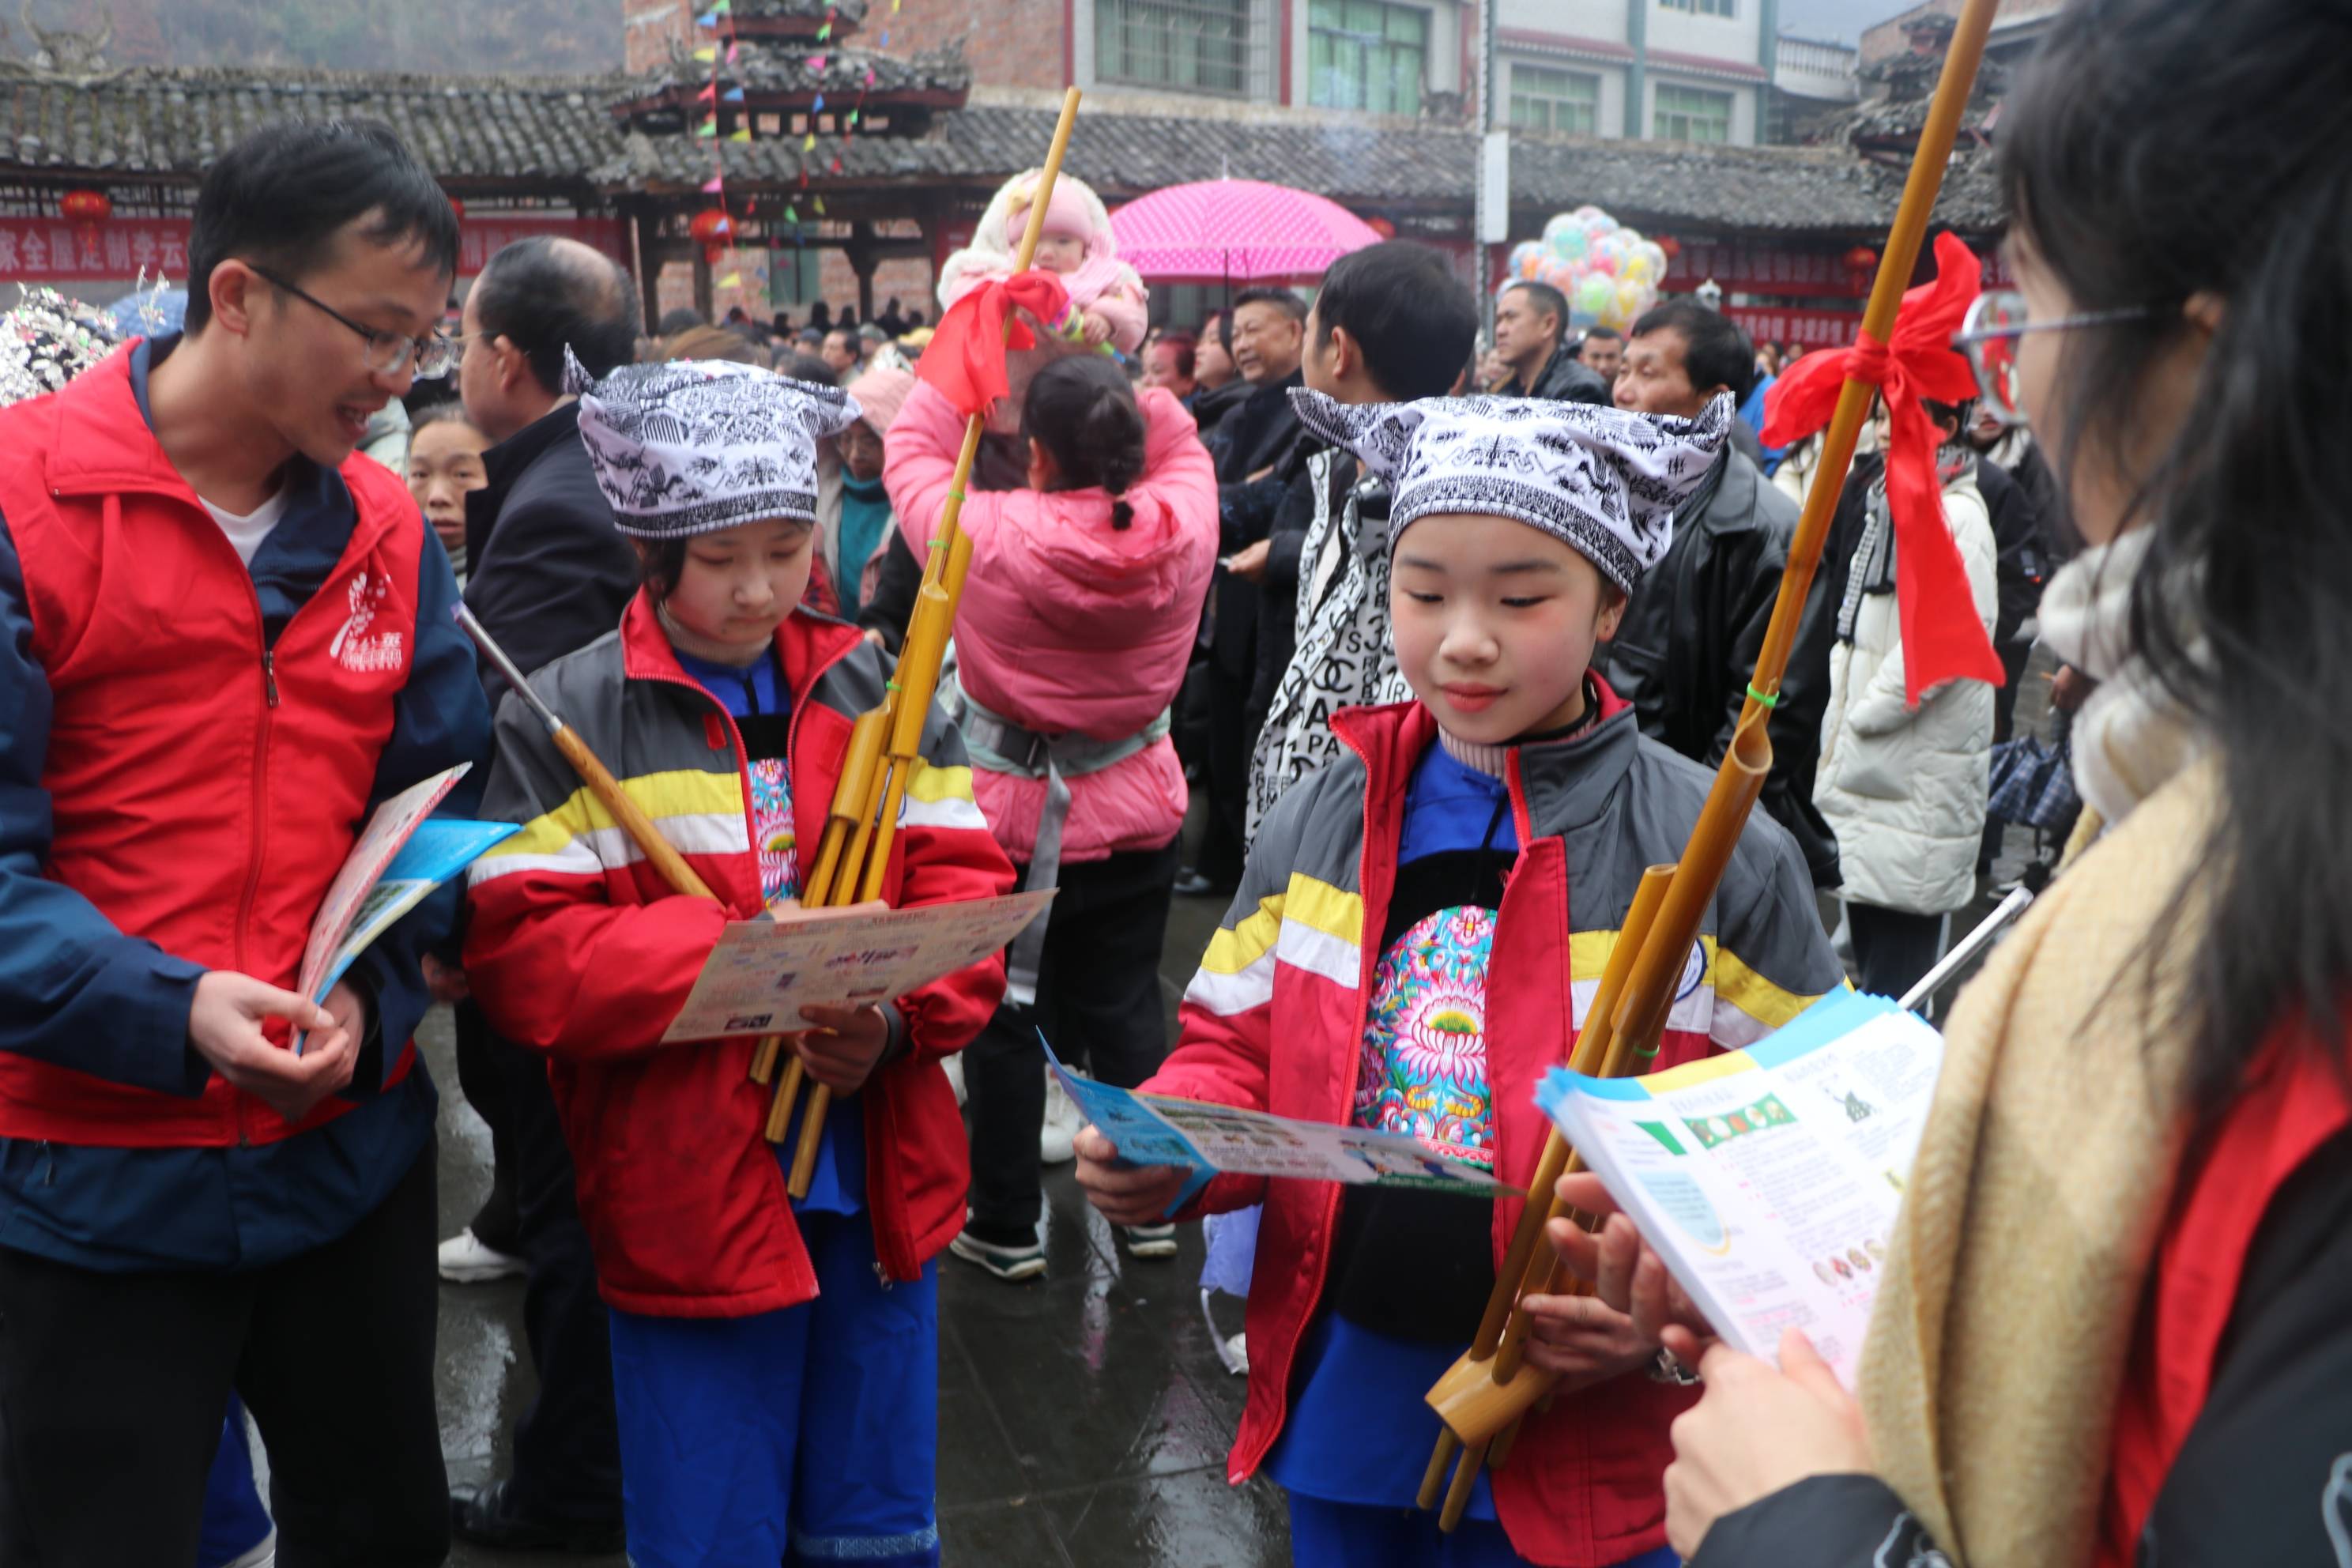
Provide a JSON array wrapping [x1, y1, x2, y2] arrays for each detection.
[[914, 272, 1072, 419], [1763, 231, 2004, 707]]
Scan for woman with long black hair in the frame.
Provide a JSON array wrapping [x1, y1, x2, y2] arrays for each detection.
[[1548, 1, 2352, 1562]]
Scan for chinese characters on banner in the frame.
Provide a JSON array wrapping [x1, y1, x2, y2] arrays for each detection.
[[1672, 241, 1866, 300], [1725, 306, 1866, 349], [0, 219, 188, 282], [0, 214, 628, 283]]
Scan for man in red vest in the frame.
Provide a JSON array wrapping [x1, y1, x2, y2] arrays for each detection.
[[0, 119, 489, 1562]]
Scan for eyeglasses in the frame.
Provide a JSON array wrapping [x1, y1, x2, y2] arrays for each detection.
[[247, 264, 458, 379], [1953, 289, 2154, 428]]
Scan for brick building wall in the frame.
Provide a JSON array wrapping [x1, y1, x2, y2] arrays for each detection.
[[872, 0, 1068, 91], [625, 0, 696, 73]]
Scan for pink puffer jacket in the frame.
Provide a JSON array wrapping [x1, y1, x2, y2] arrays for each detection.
[[885, 379, 1218, 864]]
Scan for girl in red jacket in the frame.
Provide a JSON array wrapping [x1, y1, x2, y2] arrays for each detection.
[[464, 353, 1015, 1568], [1078, 390, 1845, 1568]]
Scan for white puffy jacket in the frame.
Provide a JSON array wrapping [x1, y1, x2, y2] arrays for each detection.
[[1815, 470, 1998, 915]]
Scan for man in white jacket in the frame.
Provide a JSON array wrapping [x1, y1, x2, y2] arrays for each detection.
[[1815, 398, 2000, 997]]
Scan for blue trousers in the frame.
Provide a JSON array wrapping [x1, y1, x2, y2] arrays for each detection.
[[1287, 1493, 1682, 1568], [607, 1209, 940, 1568]]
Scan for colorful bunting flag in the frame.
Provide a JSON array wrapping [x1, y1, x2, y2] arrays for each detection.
[[693, 45, 716, 61], [729, 126, 751, 142], [697, 120, 718, 138], [718, 273, 741, 288], [813, 196, 827, 215], [702, 174, 726, 194], [818, 21, 832, 40], [812, 92, 826, 112], [803, 132, 818, 150], [722, 85, 746, 101], [697, 81, 717, 100], [786, 205, 800, 224], [808, 54, 827, 70]]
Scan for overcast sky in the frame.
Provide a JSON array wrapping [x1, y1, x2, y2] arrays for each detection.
[[1777, 0, 1917, 43]]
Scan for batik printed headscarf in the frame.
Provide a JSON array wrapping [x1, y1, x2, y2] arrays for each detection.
[[1287, 389, 1735, 596], [569, 347, 862, 539]]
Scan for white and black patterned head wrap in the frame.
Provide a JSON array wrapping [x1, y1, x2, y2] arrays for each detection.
[[1287, 389, 1734, 595], [568, 347, 862, 540]]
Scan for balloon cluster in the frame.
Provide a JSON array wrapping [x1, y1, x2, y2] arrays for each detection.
[[1505, 206, 1671, 332]]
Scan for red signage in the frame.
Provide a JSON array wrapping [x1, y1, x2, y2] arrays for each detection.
[[0, 217, 187, 282], [1672, 240, 1865, 300], [1725, 304, 1864, 350], [0, 214, 628, 284]]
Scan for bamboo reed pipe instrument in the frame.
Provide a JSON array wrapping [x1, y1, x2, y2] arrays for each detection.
[[1415, 0, 1999, 1528], [754, 86, 1087, 1196], [453, 603, 720, 902]]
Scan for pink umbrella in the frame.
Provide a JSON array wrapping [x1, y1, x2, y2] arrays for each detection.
[[1109, 179, 1382, 285]]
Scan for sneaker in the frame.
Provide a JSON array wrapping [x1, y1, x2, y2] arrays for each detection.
[[437, 1227, 525, 1284], [949, 1229, 1046, 1282], [1122, 1223, 1178, 1259], [1040, 1066, 1084, 1165]]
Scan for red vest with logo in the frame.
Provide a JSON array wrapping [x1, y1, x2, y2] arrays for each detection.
[[0, 346, 427, 1148]]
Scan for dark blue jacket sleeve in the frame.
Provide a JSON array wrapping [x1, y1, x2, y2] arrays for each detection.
[[0, 516, 209, 1095], [346, 526, 492, 1090]]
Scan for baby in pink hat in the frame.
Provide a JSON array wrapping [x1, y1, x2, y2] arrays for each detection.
[[938, 168, 1150, 354]]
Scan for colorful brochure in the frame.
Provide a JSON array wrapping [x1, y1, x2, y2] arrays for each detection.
[[1536, 991, 1943, 1387], [662, 889, 1059, 1042], [1046, 1042, 1519, 1218], [293, 763, 517, 1051]]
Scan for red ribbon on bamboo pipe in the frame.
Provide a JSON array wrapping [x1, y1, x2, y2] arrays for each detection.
[[1763, 230, 2004, 707]]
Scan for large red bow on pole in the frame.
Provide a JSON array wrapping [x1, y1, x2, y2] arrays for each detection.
[[914, 272, 1071, 418], [1764, 231, 2003, 707]]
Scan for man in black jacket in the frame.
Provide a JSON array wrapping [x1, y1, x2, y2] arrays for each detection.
[[446, 234, 641, 1554], [1608, 300, 1841, 888], [1185, 288, 1308, 894], [1490, 280, 1611, 405]]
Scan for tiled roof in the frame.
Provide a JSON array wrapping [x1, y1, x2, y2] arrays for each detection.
[[0, 65, 625, 183], [0, 63, 2003, 235], [615, 42, 969, 118], [734, 0, 871, 22], [601, 102, 2005, 232]]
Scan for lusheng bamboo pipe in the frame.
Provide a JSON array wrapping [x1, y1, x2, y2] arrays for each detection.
[[760, 87, 1086, 1196], [454, 603, 718, 911], [1416, 0, 2000, 1527]]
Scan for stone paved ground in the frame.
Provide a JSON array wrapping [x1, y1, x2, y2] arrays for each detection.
[[432, 665, 2059, 1566]]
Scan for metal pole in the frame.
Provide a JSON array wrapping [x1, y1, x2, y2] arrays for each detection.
[[1472, 0, 1499, 340]]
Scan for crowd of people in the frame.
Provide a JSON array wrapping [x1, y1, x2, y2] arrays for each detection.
[[0, 0, 2346, 1563]]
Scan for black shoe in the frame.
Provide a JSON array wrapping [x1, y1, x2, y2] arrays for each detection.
[[450, 1479, 625, 1555]]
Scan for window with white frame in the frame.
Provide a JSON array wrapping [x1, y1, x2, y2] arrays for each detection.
[[1308, 0, 1428, 116], [1509, 64, 1600, 134], [1660, 0, 1736, 16], [1096, 0, 1253, 96], [1654, 82, 1733, 142]]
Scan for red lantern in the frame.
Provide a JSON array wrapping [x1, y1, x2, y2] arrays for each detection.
[[1845, 245, 1879, 274], [447, 196, 466, 220], [60, 189, 111, 224], [1655, 235, 1681, 260], [1366, 215, 1396, 240], [690, 206, 737, 262]]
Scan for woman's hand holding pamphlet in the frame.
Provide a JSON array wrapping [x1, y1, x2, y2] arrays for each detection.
[[1536, 991, 1943, 1388]]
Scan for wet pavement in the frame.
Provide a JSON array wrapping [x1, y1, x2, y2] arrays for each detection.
[[430, 673, 2057, 1566], [430, 891, 1293, 1568]]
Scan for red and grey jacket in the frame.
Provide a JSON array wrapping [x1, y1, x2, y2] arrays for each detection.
[[464, 592, 1016, 1317], [0, 341, 488, 1174], [1146, 690, 1845, 1568]]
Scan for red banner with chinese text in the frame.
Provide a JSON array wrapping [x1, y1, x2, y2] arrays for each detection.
[[0, 214, 628, 284]]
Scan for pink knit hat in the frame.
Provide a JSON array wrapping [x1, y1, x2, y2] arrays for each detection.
[[846, 366, 914, 435], [1004, 179, 1093, 249]]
